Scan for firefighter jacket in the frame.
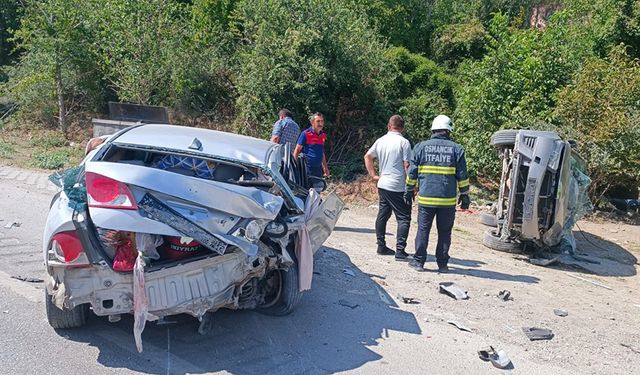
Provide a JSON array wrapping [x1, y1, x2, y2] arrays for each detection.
[[405, 133, 469, 207]]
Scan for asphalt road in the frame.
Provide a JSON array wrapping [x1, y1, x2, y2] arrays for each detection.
[[0, 166, 581, 374]]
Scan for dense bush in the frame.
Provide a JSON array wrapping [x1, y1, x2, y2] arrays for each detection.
[[0, 0, 639, 198]]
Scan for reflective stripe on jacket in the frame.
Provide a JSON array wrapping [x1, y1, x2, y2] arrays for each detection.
[[405, 134, 469, 207]]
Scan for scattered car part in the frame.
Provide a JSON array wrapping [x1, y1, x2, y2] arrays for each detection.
[[447, 320, 472, 332], [553, 308, 568, 317], [10, 275, 43, 283], [522, 327, 554, 341], [338, 299, 359, 309], [439, 282, 469, 300], [480, 212, 497, 227], [497, 290, 512, 301]]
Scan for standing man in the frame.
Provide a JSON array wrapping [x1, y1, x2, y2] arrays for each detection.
[[271, 109, 301, 149], [294, 112, 330, 189], [405, 115, 470, 272], [364, 115, 412, 260]]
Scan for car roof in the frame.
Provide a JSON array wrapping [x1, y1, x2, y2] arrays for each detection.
[[113, 124, 278, 165]]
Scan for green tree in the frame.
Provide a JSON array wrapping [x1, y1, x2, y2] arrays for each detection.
[[554, 45, 640, 199], [2, 0, 100, 132], [231, 0, 394, 139]]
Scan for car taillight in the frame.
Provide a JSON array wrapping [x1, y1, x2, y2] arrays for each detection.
[[50, 231, 90, 267], [86, 172, 138, 210]]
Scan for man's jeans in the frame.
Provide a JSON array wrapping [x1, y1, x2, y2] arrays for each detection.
[[413, 206, 456, 267], [375, 188, 411, 252]]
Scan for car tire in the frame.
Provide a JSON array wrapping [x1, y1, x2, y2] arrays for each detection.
[[482, 230, 523, 253], [258, 261, 302, 316], [45, 289, 89, 329], [480, 212, 497, 227], [490, 130, 518, 147]]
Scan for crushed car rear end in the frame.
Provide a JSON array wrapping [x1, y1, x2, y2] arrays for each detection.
[[43, 124, 344, 330]]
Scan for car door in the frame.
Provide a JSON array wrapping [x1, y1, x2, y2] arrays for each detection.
[[306, 192, 345, 253]]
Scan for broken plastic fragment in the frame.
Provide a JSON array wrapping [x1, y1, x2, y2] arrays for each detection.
[[439, 282, 469, 300], [522, 327, 554, 341], [553, 308, 568, 317]]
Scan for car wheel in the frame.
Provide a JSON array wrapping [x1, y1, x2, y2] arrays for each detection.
[[479, 212, 497, 227], [490, 130, 518, 147], [45, 289, 89, 329], [257, 261, 302, 316], [482, 230, 523, 253]]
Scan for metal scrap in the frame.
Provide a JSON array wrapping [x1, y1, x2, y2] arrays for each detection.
[[338, 299, 359, 309], [439, 282, 469, 300], [567, 274, 612, 290], [3, 221, 21, 229], [497, 290, 512, 301], [447, 320, 472, 332], [522, 327, 554, 341], [10, 275, 43, 283], [554, 308, 568, 317], [342, 267, 356, 277], [397, 294, 420, 304]]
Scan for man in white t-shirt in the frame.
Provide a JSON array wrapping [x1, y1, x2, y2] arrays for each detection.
[[364, 115, 412, 260]]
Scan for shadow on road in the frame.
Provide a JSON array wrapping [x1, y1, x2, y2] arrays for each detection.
[[562, 229, 638, 277], [58, 246, 421, 374]]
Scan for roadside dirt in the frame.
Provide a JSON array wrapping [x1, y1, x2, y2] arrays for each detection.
[[323, 203, 640, 374]]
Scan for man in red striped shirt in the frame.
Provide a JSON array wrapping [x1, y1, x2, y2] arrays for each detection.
[[294, 112, 330, 181]]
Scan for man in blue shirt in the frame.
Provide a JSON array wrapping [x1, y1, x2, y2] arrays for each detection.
[[270, 109, 301, 149], [294, 112, 330, 180]]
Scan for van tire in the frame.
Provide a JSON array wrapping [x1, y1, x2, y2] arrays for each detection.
[[258, 261, 302, 316], [480, 213, 497, 227], [482, 230, 523, 253], [490, 130, 518, 147], [45, 289, 89, 329]]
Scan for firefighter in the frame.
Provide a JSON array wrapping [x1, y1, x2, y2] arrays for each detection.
[[404, 115, 470, 272]]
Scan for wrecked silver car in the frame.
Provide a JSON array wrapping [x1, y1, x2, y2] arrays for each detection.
[[43, 124, 344, 349], [482, 129, 591, 252]]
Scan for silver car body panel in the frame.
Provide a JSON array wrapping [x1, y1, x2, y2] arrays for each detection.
[[308, 192, 345, 253], [85, 161, 284, 220], [112, 124, 278, 166]]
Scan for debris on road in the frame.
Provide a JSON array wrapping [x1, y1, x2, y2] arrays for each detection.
[[365, 272, 386, 280], [439, 282, 469, 300], [567, 274, 612, 290], [522, 327, 554, 341], [554, 308, 569, 317], [10, 275, 43, 283], [338, 299, 359, 309], [621, 343, 640, 354], [2, 310, 8, 314], [529, 256, 559, 266], [478, 347, 512, 369], [197, 312, 214, 335], [497, 290, 512, 301], [447, 320, 472, 332], [342, 267, 356, 277], [397, 294, 419, 304], [375, 286, 392, 305], [3, 221, 21, 229]]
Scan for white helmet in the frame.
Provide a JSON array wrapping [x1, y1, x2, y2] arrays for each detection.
[[431, 115, 453, 132]]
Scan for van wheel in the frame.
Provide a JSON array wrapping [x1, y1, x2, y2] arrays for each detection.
[[257, 261, 302, 316], [45, 289, 89, 329], [482, 230, 523, 253], [490, 130, 518, 147], [480, 213, 497, 227]]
